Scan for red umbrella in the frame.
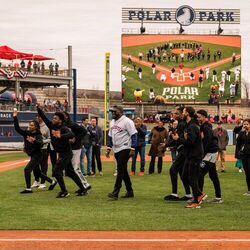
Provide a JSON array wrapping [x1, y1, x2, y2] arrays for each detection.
[[0, 45, 33, 60], [21, 54, 55, 61]]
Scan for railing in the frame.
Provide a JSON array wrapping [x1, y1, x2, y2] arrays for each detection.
[[0, 66, 69, 77], [0, 102, 101, 114]]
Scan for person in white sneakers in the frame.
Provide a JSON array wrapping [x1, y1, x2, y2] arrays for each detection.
[[31, 115, 52, 189], [64, 112, 92, 193]]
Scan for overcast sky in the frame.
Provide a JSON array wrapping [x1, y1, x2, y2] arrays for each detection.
[[0, 0, 249, 91]]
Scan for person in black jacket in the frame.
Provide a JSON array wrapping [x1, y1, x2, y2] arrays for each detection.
[[130, 117, 147, 176], [13, 109, 56, 194], [197, 110, 222, 204], [236, 118, 250, 196], [164, 107, 191, 201], [63, 112, 91, 192], [171, 106, 204, 208], [91, 118, 103, 176], [37, 105, 87, 198], [233, 121, 244, 172], [80, 118, 94, 176]]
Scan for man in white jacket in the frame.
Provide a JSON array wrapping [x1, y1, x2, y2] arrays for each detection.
[[106, 105, 137, 200]]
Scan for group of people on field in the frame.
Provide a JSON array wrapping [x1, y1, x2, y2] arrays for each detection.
[[13, 105, 250, 208]]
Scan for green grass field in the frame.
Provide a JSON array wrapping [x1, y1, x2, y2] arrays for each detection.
[[0, 152, 27, 163], [0, 148, 250, 231], [122, 39, 241, 103], [123, 40, 241, 69]]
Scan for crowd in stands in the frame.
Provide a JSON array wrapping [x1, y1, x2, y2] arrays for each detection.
[[43, 98, 69, 112], [0, 60, 60, 76]]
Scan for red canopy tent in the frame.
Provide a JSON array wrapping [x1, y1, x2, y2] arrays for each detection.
[[0, 45, 33, 60], [21, 54, 55, 61]]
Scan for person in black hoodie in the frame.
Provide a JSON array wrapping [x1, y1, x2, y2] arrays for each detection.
[[197, 109, 222, 204], [164, 107, 192, 201], [13, 109, 57, 194], [63, 112, 91, 192], [171, 106, 204, 208], [91, 118, 103, 176], [236, 118, 250, 196], [37, 105, 87, 198]]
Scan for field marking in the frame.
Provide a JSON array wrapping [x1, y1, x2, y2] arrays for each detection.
[[0, 160, 29, 169], [1, 238, 250, 242]]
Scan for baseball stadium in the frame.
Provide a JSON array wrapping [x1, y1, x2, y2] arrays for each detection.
[[0, 2, 250, 250]]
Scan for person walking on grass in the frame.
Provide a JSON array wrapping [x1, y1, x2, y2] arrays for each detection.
[[164, 107, 192, 202], [130, 117, 147, 177], [80, 118, 94, 176], [213, 121, 229, 172], [106, 105, 137, 200], [236, 119, 250, 196], [233, 121, 244, 173], [196, 110, 222, 204], [13, 109, 57, 194], [63, 112, 92, 193], [37, 105, 87, 198], [91, 118, 103, 176], [171, 107, 205, 209], [148, 120, 168, 174], [31, 115, 51, 189]]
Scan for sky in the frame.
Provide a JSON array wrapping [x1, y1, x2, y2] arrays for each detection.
[[0, 0, 249, 91]]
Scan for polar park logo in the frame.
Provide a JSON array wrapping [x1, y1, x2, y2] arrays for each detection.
[[176, 5, 196, 26]]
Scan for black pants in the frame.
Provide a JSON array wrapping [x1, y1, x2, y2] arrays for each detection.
[[149, 156, 163, 174], [182, 159, 202, 203], [113, 149, 133, 195], [198, 161, 221, 198], [34, 149, 49, 184], [169, 152, 191, 195], [25, 154, 53, 189], [242, 156, 250, 191], [48, 145, 57, 173], [92, 145, 102, 173], [53, 152, 85, 192]]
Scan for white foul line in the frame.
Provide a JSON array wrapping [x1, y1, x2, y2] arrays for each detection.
[[0, 238, 250, 242]]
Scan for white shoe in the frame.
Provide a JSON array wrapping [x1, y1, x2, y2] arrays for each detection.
[[31, 181, 40, 188], [99, 172, 103, 176], [38, 183, 46, 189], [243, 192, 250, 196], [239, 169, 243, 173]]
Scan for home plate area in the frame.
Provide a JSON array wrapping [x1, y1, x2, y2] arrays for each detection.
[[156, 69, 199, 86]]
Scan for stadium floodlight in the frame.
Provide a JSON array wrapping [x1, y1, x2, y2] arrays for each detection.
[[140, 26, 146, 34], [217, 9, 223, 35], [217, 27, 223, 35], [139, 8, 146, 34], [179, 25, 184, 34]]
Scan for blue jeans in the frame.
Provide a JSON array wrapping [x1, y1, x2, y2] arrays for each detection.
[[80, 146, 93, 175], [131, 146, 145, 172]]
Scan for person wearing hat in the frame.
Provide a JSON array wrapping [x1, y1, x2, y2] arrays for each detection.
[[106, 105, 137, 200], [37, 105, 87, 198], [213, 121, 229, 172]]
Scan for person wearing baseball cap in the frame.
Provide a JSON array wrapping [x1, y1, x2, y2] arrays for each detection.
[[106, 105, 137, 200]]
